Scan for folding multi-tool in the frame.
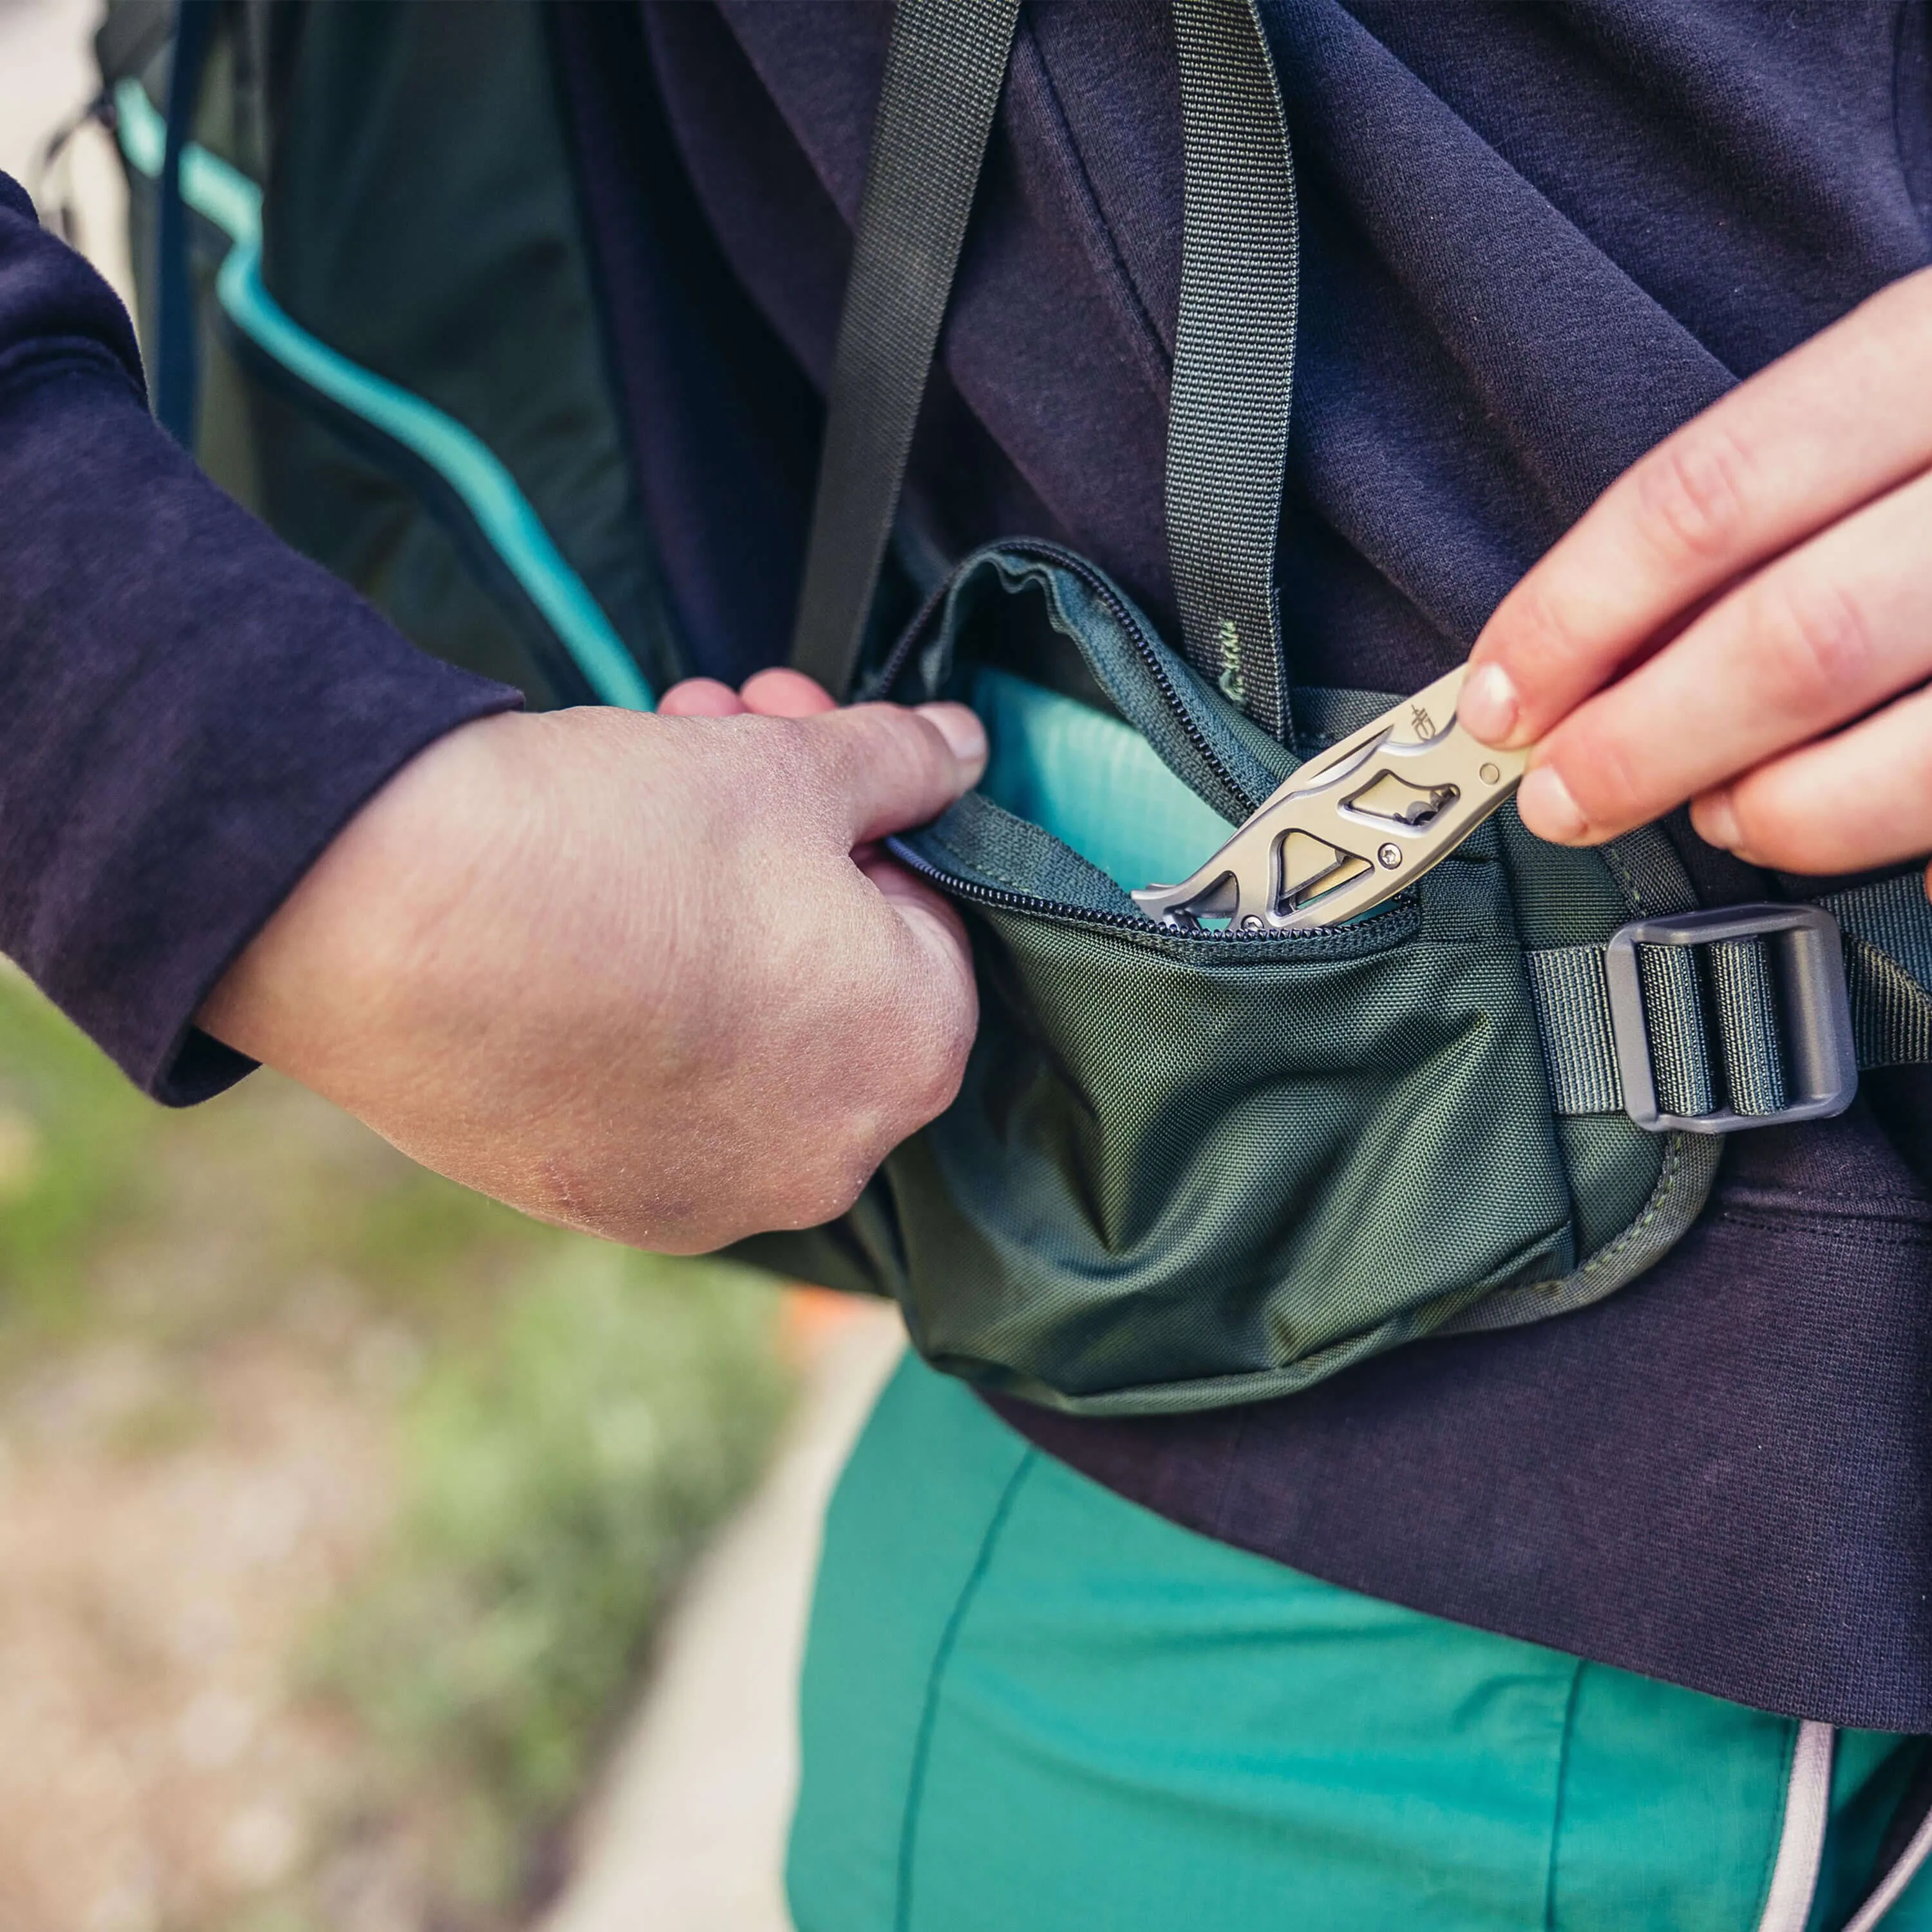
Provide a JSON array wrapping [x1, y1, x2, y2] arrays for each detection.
[[1132, 665, 1530, 933]]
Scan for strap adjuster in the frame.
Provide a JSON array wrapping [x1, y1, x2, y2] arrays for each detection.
[[1604, 904, 1857, 1133]]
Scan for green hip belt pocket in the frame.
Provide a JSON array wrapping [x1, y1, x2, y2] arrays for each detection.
[[738, 542, 1852, 1416]]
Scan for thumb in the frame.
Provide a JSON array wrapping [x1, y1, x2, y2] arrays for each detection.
[[809, 701, 988, 845], [859, 850, 979, 1037]]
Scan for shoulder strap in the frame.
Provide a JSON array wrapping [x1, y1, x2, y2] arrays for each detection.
[[1166, 0, 1300, 747], [793, 0, 1303, 746], [788, 0, 1021, 697]]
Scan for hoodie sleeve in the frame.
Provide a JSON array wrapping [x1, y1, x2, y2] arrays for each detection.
[[0, 172, 522, 1103]]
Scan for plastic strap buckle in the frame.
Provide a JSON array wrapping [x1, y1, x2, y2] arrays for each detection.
[[1604, 904, 1857, 1134]]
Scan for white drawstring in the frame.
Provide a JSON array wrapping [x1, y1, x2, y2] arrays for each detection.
[[1842, 1798, 1932, 1932], [1753, 1721, 1932, 1932], [1757, 1722, 1836, 1932]]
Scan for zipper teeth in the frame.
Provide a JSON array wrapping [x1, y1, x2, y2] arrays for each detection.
[[893, 840, 1151, 930], [873, 571, 956, 694], [891, 840, 1367, 946], [1009, 542, 1253, 810]]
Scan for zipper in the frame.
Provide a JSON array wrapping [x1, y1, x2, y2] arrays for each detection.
[[889, 837, 1163, 934], [889, 829, 1406, 949], [878, 538, 1391, 944]]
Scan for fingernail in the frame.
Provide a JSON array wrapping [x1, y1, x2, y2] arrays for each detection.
[[1518, 765, 1590, 843], [917, 702, 988, 771], [1696, 790, 1741, 852], [1458, 663, 1520, 745]]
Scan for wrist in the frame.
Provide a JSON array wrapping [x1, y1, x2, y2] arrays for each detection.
[[196, 710, 533, 1076]]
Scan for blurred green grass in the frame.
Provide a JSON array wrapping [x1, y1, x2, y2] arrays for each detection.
[[0, 963, 792, 1924], [0, 963, 161, 1334], [315, 1247, 790, 1907], [0, 958, 564, 1359]]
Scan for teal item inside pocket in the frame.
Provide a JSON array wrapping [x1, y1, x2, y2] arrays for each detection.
[[971, 666, 1235, 892]]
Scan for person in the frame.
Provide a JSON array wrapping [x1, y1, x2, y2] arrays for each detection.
[[5, 2, 1932, 1924]]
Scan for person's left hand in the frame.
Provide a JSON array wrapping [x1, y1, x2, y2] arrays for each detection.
[[1459, 264, 1932, 886]]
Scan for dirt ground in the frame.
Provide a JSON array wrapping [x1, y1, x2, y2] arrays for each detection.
[[0, 1335, 407, 1932]]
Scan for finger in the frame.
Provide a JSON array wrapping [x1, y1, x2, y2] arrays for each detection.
[[1690, 683, 1932, 876], [1464, 264, 1932, 748], [860, 849, 976, 965], [658, 678, 747, 718], [1516, 465, 1932, 846], [741, 668, 838, 717], [805, 702, 988, 844], [858, 846, 977, 1009]]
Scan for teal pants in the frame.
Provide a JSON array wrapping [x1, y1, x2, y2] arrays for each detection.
[[790, 1353, 1932, 1932]]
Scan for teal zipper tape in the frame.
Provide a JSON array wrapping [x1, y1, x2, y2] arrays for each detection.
[[115, 79, 654, 712]]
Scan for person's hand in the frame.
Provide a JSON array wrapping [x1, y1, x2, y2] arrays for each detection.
[[656, 665, 891, 866], [198, 676, 986, 1252], [1459, 265, 1932, 885]]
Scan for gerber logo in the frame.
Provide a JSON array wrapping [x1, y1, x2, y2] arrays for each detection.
[[1218, 618, 1245, 706]]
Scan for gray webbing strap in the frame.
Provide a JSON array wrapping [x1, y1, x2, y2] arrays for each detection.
[[795, 0, 1305, 726], [1522, 947, 1622, 1116], [1528, 878, 1932, 1120], [1819, 872, 1932, 1068], [1637, 942, 1716, 1117], [1528, 943, 1809, 1119], [1168, 0, 1300, 746], [788, 0, 1021, 698], [1708, 937, 1788, 1115]]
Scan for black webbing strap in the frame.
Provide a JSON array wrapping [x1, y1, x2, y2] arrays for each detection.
[[788, 0, 1021, 698], [1167, 0, 1301, 746]]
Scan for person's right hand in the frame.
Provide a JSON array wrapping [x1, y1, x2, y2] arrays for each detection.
[[196, 687, 986, 1253]]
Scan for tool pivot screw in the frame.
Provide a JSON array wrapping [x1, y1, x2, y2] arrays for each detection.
[[1479, 762, 1501, 784], [1239, 915, 1265, 933], [1378, 842, 1403, 869]]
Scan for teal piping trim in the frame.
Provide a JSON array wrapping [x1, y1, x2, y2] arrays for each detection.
[[114, 79, 653, 711]]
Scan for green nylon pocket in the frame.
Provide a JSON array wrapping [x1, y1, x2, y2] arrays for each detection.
[[738, 544, 1685, 1415]]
